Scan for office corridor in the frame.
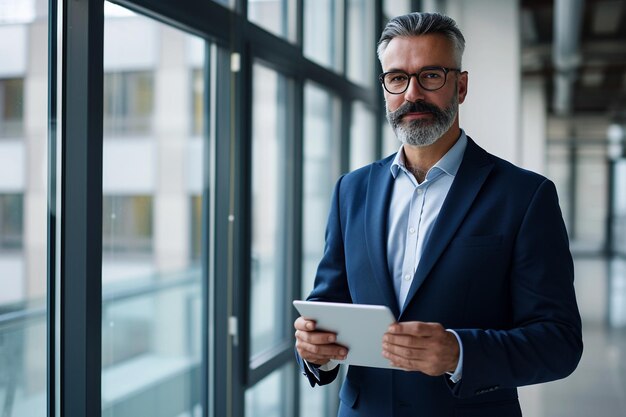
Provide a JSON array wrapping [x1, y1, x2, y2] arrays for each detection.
[[519, 258, 626, 417]]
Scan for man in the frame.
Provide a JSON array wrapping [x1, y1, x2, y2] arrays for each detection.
[[294, 11, 583, 417]]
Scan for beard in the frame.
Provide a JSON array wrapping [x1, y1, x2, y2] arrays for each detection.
[[386, 91, 458, 147]]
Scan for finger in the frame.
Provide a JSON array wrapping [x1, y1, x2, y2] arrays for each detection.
[[294, 316, 316, 331], [295, 329, 338, 345], [387, 321, 442, 337], [382, 348, 425, 371], [382, 341, 423, 360], [296, 340, 348, 360], [383, 333, 428, 349]]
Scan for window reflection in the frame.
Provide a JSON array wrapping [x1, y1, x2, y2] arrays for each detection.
[[101, 4, 208, 416]]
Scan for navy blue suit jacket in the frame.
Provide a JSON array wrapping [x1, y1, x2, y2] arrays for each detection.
[[297, 138, 583, 417]]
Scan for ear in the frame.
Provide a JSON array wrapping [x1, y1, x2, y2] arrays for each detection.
[[457, 71, 468, 104]]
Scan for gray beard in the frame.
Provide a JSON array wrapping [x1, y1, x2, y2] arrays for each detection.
[[386, 92, 458, 147]]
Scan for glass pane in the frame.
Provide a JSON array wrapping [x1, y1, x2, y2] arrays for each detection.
[[103, 71, 154, 136], [250, 63, 290, 357], [102, 4, 209, 417], [347, 0, 375, 86], [248, 0, 297, 42], [301, 82, 340, 299], [303, 0, 343, 71], [350, 101, 377, 170], [0, 78, 24, 138], [0, 0, 48, 415], [382, 122, 399, 158], [246, 364, 294, 417]]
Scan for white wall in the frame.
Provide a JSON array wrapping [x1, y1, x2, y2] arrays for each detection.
[[443, 0, 522, 163]]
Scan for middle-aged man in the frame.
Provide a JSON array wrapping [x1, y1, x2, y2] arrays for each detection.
[[293, 11, 583, 417]]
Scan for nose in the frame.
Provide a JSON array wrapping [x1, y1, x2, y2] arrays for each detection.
[[403, 74, 426, 103]]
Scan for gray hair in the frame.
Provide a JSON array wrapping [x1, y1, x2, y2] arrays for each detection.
[[377, 12, 466, 67]]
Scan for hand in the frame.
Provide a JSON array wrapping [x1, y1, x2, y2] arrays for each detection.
[[294, 316, 348, 366], [382, 321, 459, 376]]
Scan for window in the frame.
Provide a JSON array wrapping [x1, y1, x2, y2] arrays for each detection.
[[0, 78, 24, 138], [250, 62, 291, 358], [192, 69, 204, 137], [347, 0, 376, 86], [300, 83, 343, 417], [0, 1, 384, 416], [0, 2, 47, 416], [246, 364, 294, 417], [350, 101, 377, 170], [103, 71, 154, 136], [301, 82, 340, 299], [101, 5, 209, 416], [303, 0, 343, 71], [102, 195, 153, 254], [0, 194, 23, 250], [248, 0, 297, 42]]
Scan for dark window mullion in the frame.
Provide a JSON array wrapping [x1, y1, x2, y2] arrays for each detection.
[[58, 1, 104, 417]]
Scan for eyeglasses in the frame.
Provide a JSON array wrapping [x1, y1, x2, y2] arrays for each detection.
[[378, 66, 461, 94]]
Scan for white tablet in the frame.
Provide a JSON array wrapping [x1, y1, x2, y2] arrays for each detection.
[[293, 300, 399, 369]]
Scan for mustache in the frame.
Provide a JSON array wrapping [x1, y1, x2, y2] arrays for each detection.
[[392, 100, 444, 119]]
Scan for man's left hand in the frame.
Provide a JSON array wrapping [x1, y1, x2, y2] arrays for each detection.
[[382, 321, 459, 376]]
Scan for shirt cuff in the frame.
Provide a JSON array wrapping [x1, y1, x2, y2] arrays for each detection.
[[445, 329, 463, 383], [304, 359, 339, 381]]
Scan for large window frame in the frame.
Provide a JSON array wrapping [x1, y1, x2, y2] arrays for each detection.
[[48, 1, 389, 417]]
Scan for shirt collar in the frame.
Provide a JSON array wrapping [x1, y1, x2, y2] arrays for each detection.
[[390, 129, 468, 179]]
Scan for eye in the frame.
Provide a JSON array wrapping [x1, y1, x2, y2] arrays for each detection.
[[421, 71, 442, 79], [387, 73, 409, 83]]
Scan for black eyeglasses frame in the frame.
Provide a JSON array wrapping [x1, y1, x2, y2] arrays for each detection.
[[378, 66, 462, 94]]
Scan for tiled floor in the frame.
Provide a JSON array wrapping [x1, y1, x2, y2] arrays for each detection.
[[519, 257, 626, 417]]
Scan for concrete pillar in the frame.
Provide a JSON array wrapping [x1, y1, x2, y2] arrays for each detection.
[[443, 0, 522, 163]]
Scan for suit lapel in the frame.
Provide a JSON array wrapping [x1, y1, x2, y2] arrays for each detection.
[[364, 157, 400, 318], [400, 138, 495, 315]]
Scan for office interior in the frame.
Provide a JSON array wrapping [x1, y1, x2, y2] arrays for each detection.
[[0, 0, 625, 416]]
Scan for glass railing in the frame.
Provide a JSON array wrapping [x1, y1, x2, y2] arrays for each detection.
[[0, 267, 203, 417]]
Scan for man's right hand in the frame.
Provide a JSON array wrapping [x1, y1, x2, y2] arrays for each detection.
[[294, 316, 348, 366]]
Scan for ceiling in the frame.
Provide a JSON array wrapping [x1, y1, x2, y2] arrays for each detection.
[[521, 0, 626, 118]]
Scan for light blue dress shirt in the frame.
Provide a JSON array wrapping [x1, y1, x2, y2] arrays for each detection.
[[387, 131, 467, 382]]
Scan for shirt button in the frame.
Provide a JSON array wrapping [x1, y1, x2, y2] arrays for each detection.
[[416, 188, 423, 195], [409, 227, 416, 234], [404, 274, 411, 281]]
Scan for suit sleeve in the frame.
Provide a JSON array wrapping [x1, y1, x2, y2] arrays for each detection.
[[295, 175, 352, 387], [451, 179, 583, 398]]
